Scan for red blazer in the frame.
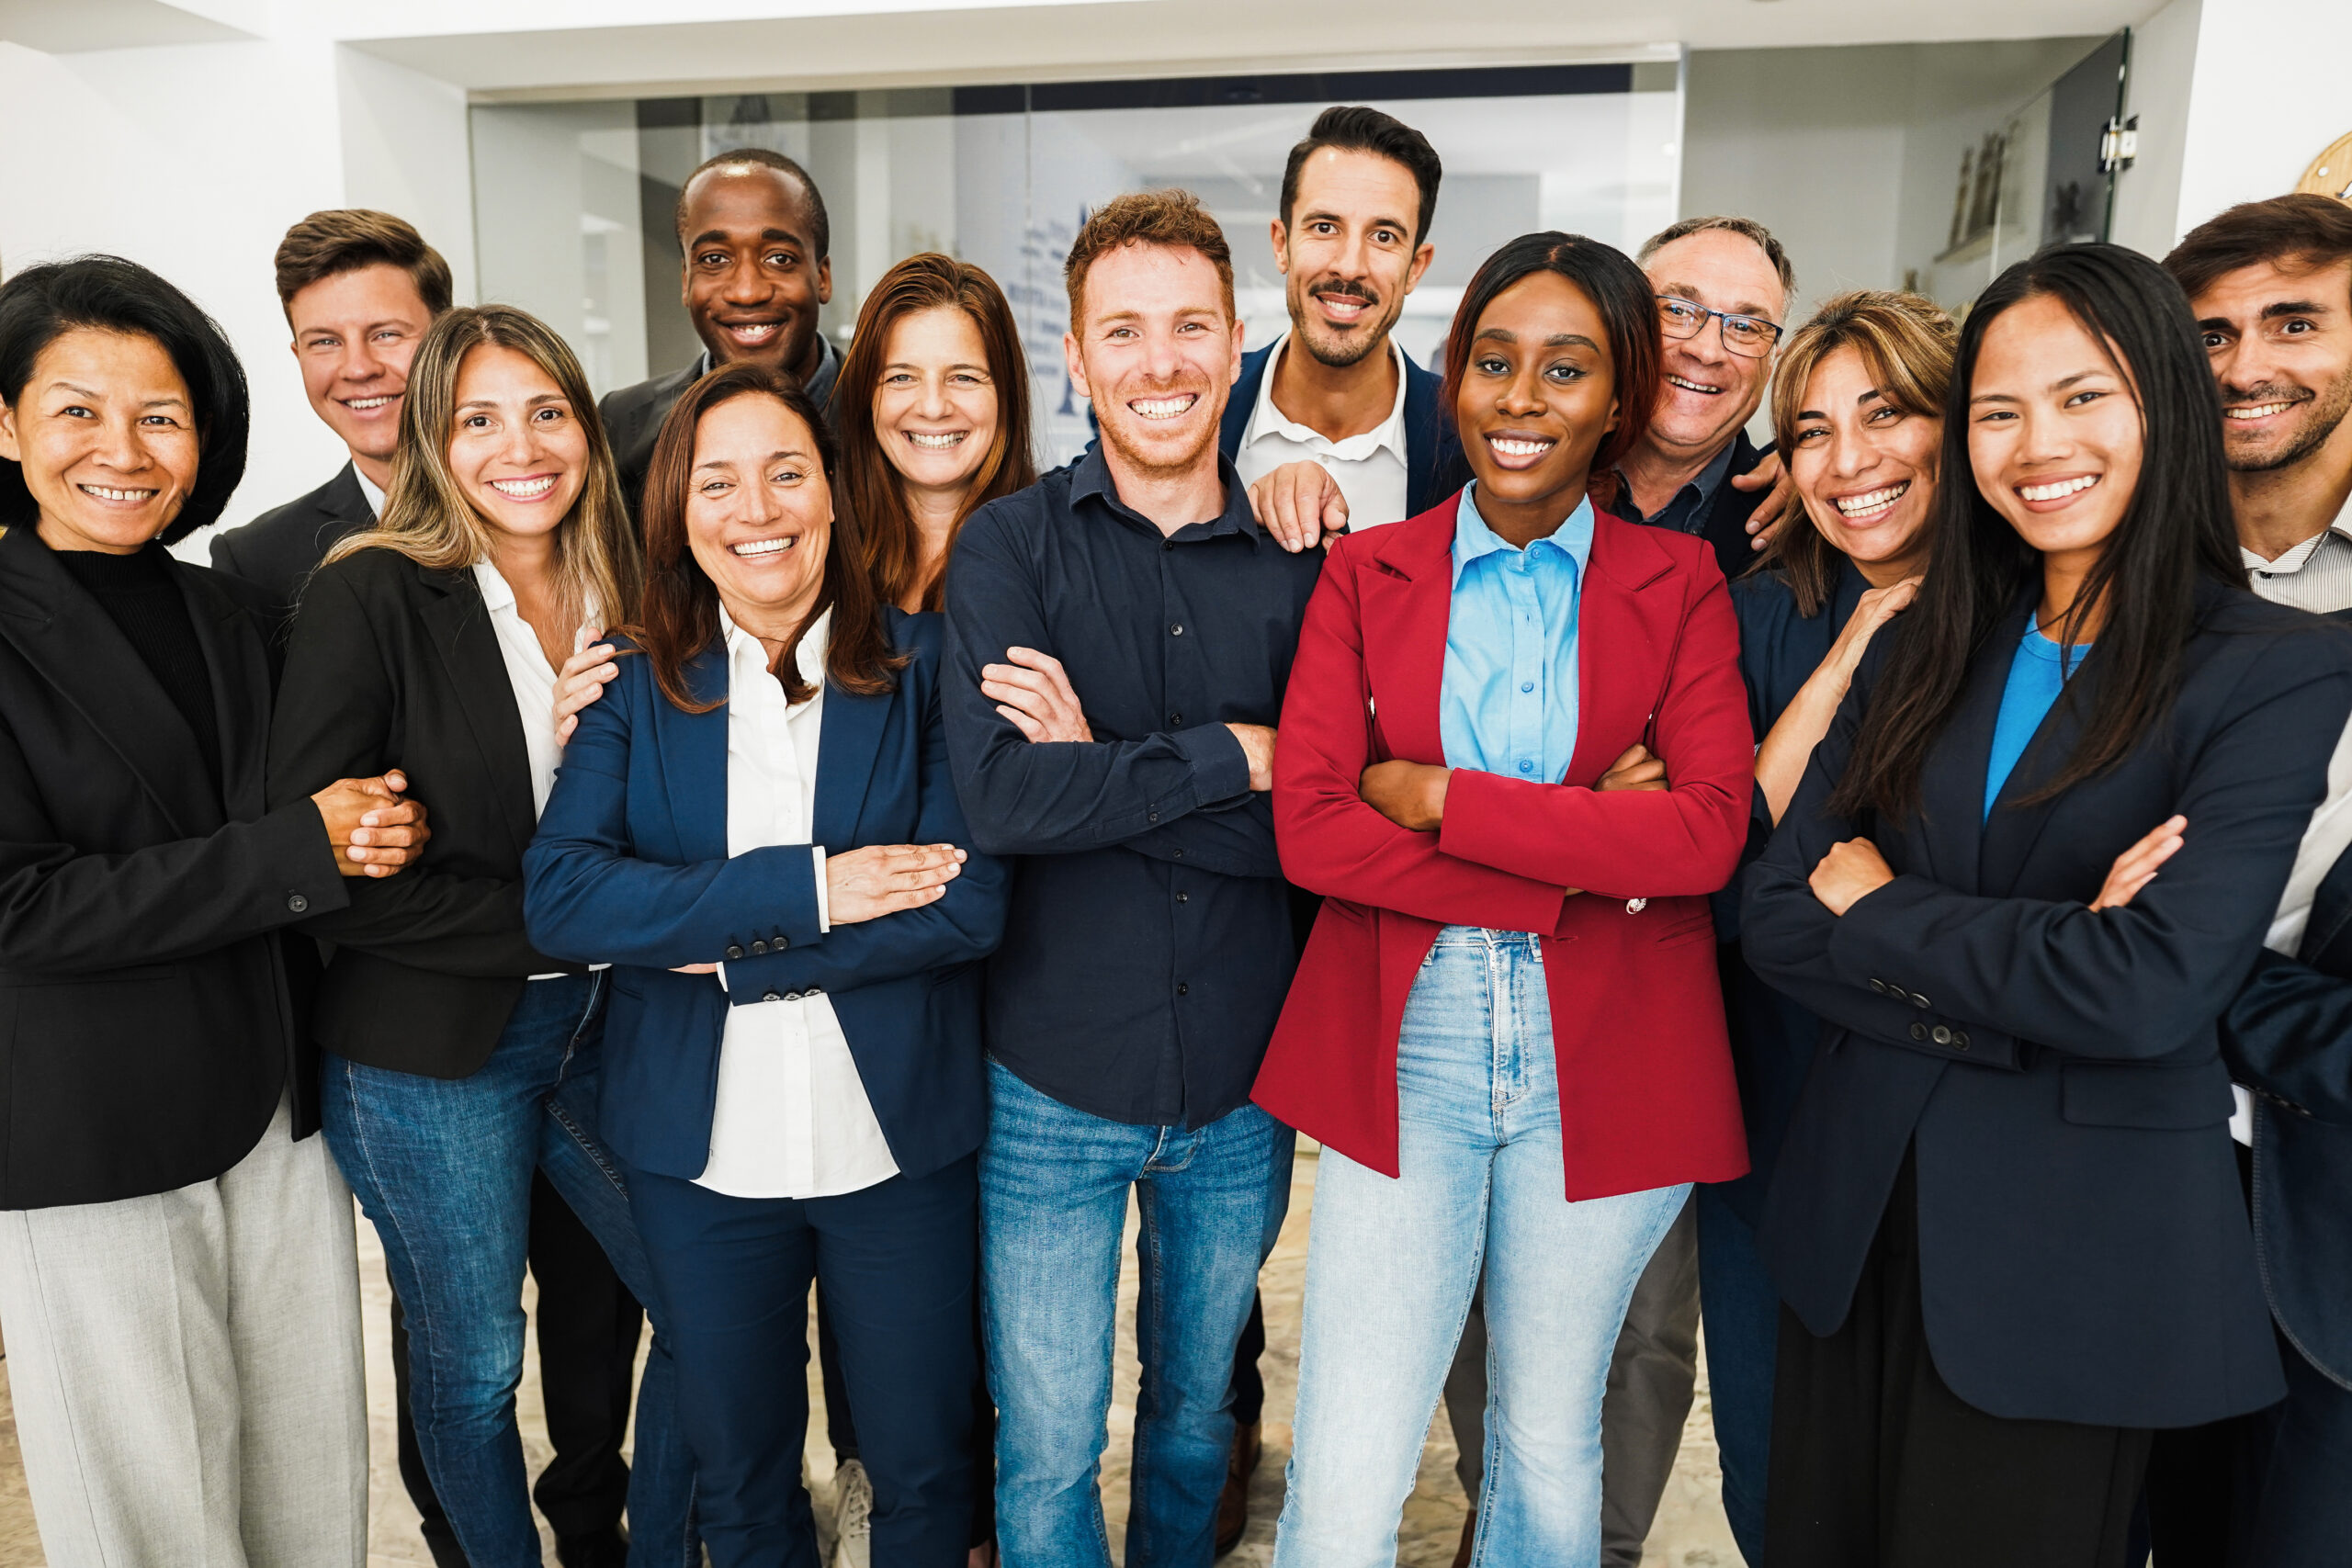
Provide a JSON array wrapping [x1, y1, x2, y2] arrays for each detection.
[[1253, 495, 1753, 1201]]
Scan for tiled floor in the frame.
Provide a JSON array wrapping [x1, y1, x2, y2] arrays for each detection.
[[0, 1145, 1739, 1566]]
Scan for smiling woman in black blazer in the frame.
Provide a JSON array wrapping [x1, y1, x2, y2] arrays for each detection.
[[0, 255, 428, 1568], [1742, 245, 2352, 1568], [266, 305, 696, 1568]]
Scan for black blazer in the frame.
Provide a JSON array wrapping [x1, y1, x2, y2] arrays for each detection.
[[2219, 825, 2352, 1391], [267, 547, 574, 1079], [598, 366, 699, 523], [209, 462, 374, 611], [1743, 581, 2352, 1428], [0, 520, 350, 1209]]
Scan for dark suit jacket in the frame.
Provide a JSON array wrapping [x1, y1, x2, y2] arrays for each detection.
[[524, 612, 1007, 1184], [0, 517, 350, 1209], [209, 462, 374, 611], [598, 365, 700, 524], [1743, 581, 2352, 1427], [267, 549, 575, 1079], [1216, 340, 1464, 522], [1682, 430, 1770, 586], [2220, 814, 2352, 1391]]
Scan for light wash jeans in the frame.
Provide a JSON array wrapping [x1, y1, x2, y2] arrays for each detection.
[[981, 1060, 1294, 1568], [1273, 927, 1690, 1568]]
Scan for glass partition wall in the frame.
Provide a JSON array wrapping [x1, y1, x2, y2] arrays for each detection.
[[471, 63, 1683, 466]]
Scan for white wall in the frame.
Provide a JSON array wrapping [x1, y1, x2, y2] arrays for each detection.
[[2171, 0, 2352, 238], [0, 37, 483, 558]]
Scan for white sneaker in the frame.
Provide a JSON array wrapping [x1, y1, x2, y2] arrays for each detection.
[[831, 1458, 874, 1568]]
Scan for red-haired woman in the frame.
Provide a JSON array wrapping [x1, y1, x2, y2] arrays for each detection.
[[831, 253, 1036, 615], [523, 365, 1007, 1566], [1254, 233, 1753, 1565]]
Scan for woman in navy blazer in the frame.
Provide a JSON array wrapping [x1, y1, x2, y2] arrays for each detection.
[[524, 364, 1005, 1567], [1741, 245, 2352, 1567]]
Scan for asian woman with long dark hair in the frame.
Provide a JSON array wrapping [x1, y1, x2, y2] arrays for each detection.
[[1741, 244, 2352, 1567]]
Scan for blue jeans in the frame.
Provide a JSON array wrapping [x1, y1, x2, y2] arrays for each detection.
[[322, 974, 695, 1568], [981, 1059, 1293, 1568], [1696, 1183, 1777, 1567], [1273, 928, 1689, 1568], [624, 1155, 981, 1568]]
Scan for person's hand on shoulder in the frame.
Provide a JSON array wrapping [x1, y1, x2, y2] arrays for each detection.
[[1248, 460, 1351, 554], [555, 623, 619, 745], [1731, 450, 1792, 551]]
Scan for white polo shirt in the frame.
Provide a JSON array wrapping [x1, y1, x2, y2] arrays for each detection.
[[1232, 332, 1413, 530]]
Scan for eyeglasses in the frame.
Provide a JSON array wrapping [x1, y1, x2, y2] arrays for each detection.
[[1656, 295, 1783, 359]]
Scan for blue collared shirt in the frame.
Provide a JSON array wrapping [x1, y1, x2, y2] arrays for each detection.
[[1439, 484, 1593, 784]]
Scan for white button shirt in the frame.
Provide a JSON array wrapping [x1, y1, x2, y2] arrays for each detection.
[[1232, 331, 1413, 530], [700, 607, 900, 1201]]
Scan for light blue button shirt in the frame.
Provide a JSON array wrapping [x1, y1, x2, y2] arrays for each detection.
[[1439, 483, 1593, 784]]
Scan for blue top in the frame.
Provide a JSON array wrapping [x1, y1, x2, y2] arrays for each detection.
[[1439, 483, 1594, 783], [1984, 618, 2075, 820], [940, 444, 1327, 1129]]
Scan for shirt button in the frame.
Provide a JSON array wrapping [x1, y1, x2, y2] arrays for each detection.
[[1163, 539, 1175, 552], [1909, 1022, 1928, 1041], [1519, 760, 1533, 773], [1170, 623, 1184, 637], [1176, 982, 1189, 995], [1148, 809, 1160, 824], [726, 943, 745, 960], [762, 990, 782, 1003], [1172, 848, 1185, 860], [1521, 682, 1533, 693], [286, 892, 310, 914], [1931, 1025, 1953, 1045], [1170, 712, 1183, 726], [1176, 891, 1190, 903]]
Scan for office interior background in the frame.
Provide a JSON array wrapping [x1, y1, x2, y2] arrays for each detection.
[[3, 0, 2346, 548]]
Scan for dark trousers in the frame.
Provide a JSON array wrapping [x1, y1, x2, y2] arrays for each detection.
[[627, 1155, 981, 1568], [1766, 1154, 2152, 1568], [1694, 1182, 1778, 1567], [391, 1179, 646, 1563], [816, 1285, 998, 1547]]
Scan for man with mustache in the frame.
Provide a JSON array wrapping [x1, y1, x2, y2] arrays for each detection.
[[2143, 192, 2352, 1568], [598, 147, 837, 520], [944, 188, 1324, 1568]]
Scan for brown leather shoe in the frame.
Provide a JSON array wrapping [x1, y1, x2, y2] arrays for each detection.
[[1450, 1514, 1475, 1568], [1215, 1421, 1262, 1556]]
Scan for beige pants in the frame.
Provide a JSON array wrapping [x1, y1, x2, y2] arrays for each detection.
[[0, 1094, 367, 1568]]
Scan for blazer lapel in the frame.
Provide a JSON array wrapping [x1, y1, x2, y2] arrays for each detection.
[[656, 642, 733, 863], [179, 567, 266, 822], [418, 570, 540, 857], [1912, 617, 2022, 897], [1358, 507, 1457, 767], [1402, 359, 1437, 517], [813, 682, 888, 850], [1565, 513, 1676, 787], [1978, 616, 2101, 898], [0, 526, 215, 834]]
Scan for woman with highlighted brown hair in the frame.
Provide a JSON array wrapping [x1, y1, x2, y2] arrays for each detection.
[[831, 252, 1036, 614], [1699, 289, 1954, 1562], [524, 363, 1007, 1566], [266, 304, 699, 1568]]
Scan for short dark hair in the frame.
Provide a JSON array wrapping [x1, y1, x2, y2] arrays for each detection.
[[274, 209, 454, 321], [1279, 105, 1443, 245], [2165, 193, 2352, 308], [1639, 215, 1797, 306], [0, 254, 250, 544], [673, 148, 830, 262], [1064, 188, 1235, 333]]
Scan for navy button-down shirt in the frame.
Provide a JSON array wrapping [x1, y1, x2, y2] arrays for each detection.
[[943, 446, 1326, 1126]]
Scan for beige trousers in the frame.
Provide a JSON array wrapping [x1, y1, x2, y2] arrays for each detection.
[[0, 1094, 367, 1568]]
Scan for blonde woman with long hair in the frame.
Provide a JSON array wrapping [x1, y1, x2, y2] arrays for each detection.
[[266, 305, 697, 1568]]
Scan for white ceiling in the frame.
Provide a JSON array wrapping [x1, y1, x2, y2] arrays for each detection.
[[12, 0, 2167, 97]]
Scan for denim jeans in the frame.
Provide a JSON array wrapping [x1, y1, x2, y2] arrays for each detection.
[[1695, 1183, 1777, 1566], [1272, 928, 1689, 1568], [322, 974, 695, 1568], [980, 1059, 1293, 1568]]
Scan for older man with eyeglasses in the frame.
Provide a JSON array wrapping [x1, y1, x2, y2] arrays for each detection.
[[1439, 213, 1795, 1568]]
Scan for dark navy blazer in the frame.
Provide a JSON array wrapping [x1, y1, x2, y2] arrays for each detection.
[[1743, 581, 2352, 1428], [1708, 558, 1871, 1225], [1216, 341, 1464, 521], [2221, 809, 2352, 1391], [523, 610, 1006, 1184]]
